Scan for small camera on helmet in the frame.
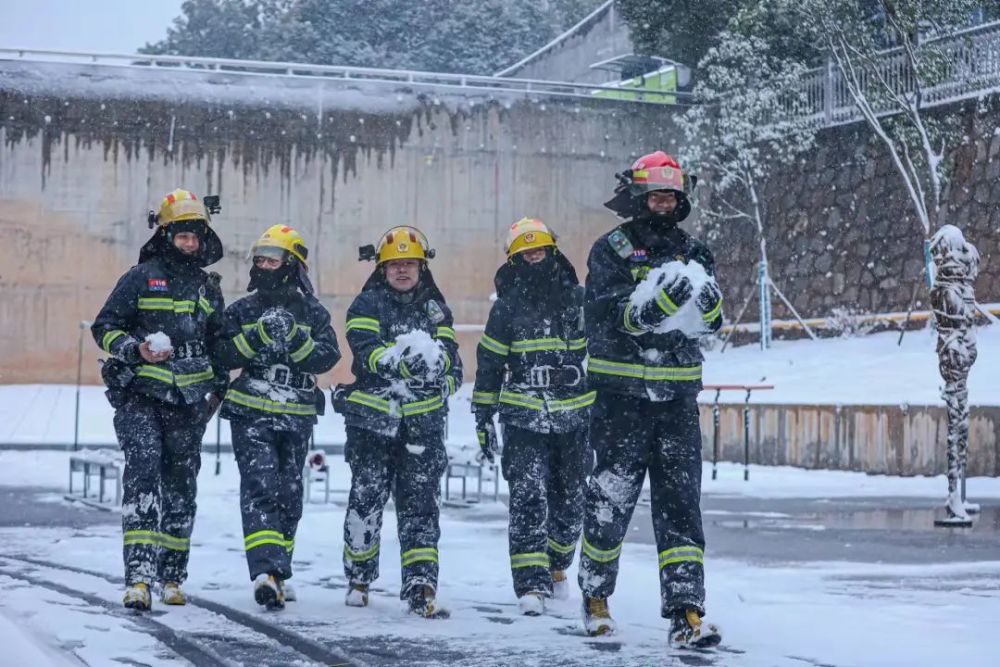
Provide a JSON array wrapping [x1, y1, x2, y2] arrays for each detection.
[[358, 244, 377, 262], [203, 195, 222, 215], [147, 210, 159, 229]]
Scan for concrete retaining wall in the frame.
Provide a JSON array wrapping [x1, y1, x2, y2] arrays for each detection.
[[0, 59, 681, 385]]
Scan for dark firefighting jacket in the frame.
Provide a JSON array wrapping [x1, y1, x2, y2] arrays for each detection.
[[332, 272, 464, 437], [92, 254, 226, 407], [585, 217, 722, 402], [211, 285, 341, 427], [472, 255, 593, 434]]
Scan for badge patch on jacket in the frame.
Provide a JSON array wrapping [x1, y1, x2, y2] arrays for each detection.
[[425, 299, 445, 323], [630, 249, 648, 263], [147, 278, 169, 292], [608, 229, 634, 259]]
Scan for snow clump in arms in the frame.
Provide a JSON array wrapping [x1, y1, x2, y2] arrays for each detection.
[[628, 260, 718, 337], [145, 332, 172, 354], [383, 330, 447, 379]]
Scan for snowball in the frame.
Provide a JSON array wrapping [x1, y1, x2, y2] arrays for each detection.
[[627, 260, 717, 337], [383, 330, 446, 379], [145, 332, 172, 354]]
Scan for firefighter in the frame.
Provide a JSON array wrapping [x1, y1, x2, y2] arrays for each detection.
[[332, 226, 463, 618], [578, 152, 724, 649], [92, 189, 226, 611], [472, 218, 591, 616], [211, 225, 340, 610]]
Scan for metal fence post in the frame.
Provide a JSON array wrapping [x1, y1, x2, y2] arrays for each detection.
[[743, 390, 753, 481], [711, 389, 722, 480], [824, 57, 835, 125], [74, 320, 90, 452]]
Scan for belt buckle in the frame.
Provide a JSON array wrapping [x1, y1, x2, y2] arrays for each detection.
[[267, 364, 291, 386], [564, 365, 582, 387], [300, 373, 317, 391], [530, 365, 552, 388]]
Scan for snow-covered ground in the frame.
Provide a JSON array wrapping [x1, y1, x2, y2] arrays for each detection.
[[0, 326, 997, 664], [0, 451, 997, 666], [2, 325, 998, 448], [703, 325, 1000, 406]]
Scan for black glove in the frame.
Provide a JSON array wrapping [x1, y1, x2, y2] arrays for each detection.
[[636, 275, 692, 329], [258, 308, 295, 349], [400, 345, 445, 382], [696, 282, 723, 320], [475, 412, 499, 464]]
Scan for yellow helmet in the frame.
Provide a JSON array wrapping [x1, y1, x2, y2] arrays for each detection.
[[505, 217, 556, 258], [375, 226, 433, 264], [250, 224, 309, 267], [157, 189, 210, 227]]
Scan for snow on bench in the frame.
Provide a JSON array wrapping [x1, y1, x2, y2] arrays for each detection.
[[68, 451, 124, 505], [443, 443, 500, 505]]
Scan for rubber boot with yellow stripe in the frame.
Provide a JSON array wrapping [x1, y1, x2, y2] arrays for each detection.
[[582, 596, 615, 636], [123, 583, 152, 612], [253, 573, 285, 610], [669, 609, 721, 649], [345, 583, 369, 607], [406, 585, 450, 619], [551, 569, 569, 600], [160, 582, 186, 605]]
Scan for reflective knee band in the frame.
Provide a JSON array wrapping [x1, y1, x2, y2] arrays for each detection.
[[511, 552, 550, 569], [581, 537, 622, 563], [244, 530, 286, 552], [658, 546, 704, 570], [344, 543, 380, 563], [124, 530, 190, 552], [401, 547, 438, 567]]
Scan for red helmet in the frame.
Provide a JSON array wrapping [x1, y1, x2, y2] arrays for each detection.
[[627, 151, 688, 197], [604, 150, 694, 222]]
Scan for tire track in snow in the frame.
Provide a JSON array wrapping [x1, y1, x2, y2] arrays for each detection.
[[0, 554, 363, 667], [0, 563, 232, 667]]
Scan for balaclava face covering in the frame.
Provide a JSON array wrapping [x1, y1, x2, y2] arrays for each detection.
[[165, 219, 208, 267], [248, 262, 294, 293]]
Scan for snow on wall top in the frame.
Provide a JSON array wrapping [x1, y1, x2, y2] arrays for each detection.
[[0, 59, 446, 114]]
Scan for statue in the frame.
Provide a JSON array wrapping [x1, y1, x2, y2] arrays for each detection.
[[929, 224, 979, 525]]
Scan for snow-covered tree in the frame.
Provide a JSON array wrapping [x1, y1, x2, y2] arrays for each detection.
[[141, 0, 590, 75], [141, 0, 266, 60], [615, 0, 743, 71], [791, 0, 981, 240], [678, 31, 817, 347]]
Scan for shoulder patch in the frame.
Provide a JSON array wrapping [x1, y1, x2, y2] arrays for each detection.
[[425, 299, 446, 324], [607, 229, 634, 260]]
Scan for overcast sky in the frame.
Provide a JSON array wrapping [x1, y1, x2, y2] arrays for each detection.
[[0, 0, 185, 54]]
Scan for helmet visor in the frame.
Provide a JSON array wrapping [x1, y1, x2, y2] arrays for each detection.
[[249, 245, 289, 263]]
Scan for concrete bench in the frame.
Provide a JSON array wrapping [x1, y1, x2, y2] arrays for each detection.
[[69, 453, 123, 505]]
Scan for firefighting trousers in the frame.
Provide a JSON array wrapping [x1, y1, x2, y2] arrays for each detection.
[[578, 391, 706, 616], [501, 425, 587, 597], [231, 417, 312, 581], [113, 394, 206, 586], [342, 423, 448, 599]]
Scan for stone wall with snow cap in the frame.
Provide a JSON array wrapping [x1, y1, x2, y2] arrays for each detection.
[[697, 96, 1000, 328], [0, 58, 681, 383]]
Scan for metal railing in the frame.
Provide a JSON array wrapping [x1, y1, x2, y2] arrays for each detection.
[[790, 20, 1000, 128], [0, 47, 689, 105]]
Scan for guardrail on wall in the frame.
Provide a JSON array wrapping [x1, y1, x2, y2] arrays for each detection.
[[790, 20, 1000, 128], [0, 47, 690, 106]]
